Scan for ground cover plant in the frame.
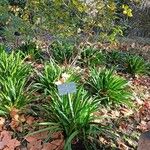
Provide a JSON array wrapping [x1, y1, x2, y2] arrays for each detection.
[[79, 47, 106, 67], [0, 47, 33, 116], [125, 54, 149, 76], [0, 41, 149, 150], [105, 51, 149, 76], [86, 67, 132, 105], [34, 60, 81, 95], [18, 42, 43, 61], [37, 88, 108, 150], [50, 40, 75, 64], [105, 51, 127, 71]]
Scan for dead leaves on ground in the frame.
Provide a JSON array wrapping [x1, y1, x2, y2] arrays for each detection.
[[0, 130, 64, 150], [0, 118, 5, 132], [25, 132, 64, 150], [0, 130, 20, 150]]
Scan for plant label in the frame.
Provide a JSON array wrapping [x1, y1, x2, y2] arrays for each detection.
[[57, 82, 76, 95]]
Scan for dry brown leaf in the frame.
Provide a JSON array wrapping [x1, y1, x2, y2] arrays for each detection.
[[42, 143, 54, 150], [25, 135, 43, 150], [26, 116, 35, 126], [19, 114, 26, 123], [9, 119, 21, 132], [51, 132, 63, 140], [99, 137, 108, 144], [34, 63, 44, 70], [25, 131, 48, 143], [117, 140, 128, 150], [120, 108, 133, 116], [42, 140, 64, 150], [42, 139, 64, 150], [10, 108, 20, 121], [137, 120, 147, 132], [0, 130, 20, 150], [27, 139, 42, 150], [0, 117, 5, 131], [111, 110, 120, 118], [146, 121, 150, 130], [50, 139, 64, 147]]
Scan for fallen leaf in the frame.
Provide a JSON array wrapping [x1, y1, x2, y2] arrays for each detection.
[[9, 119, 21, 131], [120, 108, 133, 116], [117, 140, 128, 150], [137, 120, 147, 132], [42, 139, 64, 150], [26, 116, 35, 126], [19, 114, 26, 123], [0, 130, 20, 150], [10, 108, 20, 121], [42, 140, 64, 150], [27, 139, 42, 150], [0, 117, 5, 131], [25, 134, 43, 150]]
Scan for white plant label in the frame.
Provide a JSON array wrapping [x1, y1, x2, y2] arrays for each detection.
[[57, 82, 76, 95]]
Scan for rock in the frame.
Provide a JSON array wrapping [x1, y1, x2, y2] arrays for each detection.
[[138, 131, 150, 150]]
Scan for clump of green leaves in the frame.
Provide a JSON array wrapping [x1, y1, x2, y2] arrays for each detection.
[[105, 51, 127, 71], [18, 42, 43, 61], [50, 40, 74, 64], [36, 88, 106, 149], [0, 47, 32, 115], [34, 60, 62, 94], [0, 49, 30, 79], [0, 77, 32, 115], [79, 47, 106, 67], [125, 54, 149, 76], [86, 68, 132, 105], [34, 60, 80, 95]]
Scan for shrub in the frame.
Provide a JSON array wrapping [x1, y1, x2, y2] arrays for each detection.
[[1, 0, 122, 47], [125, 54, 149, 76], [86, 68, 132, 105], [35, 88, 106, 149], [0, 48, 32, 115], [50, 40, 74, 64], [34, 60, 80, 95]]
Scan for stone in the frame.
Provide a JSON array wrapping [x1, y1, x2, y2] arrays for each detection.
[[138, 131, 150, 150]]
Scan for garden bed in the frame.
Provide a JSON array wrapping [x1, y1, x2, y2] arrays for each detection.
[[0, 42, 149, 150]]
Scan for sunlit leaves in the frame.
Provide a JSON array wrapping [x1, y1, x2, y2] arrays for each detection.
[[122, 4, 133, 17], [38, 88, 104, 149], [86, 68, 132, 106], [0, 47, 32, 115]]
